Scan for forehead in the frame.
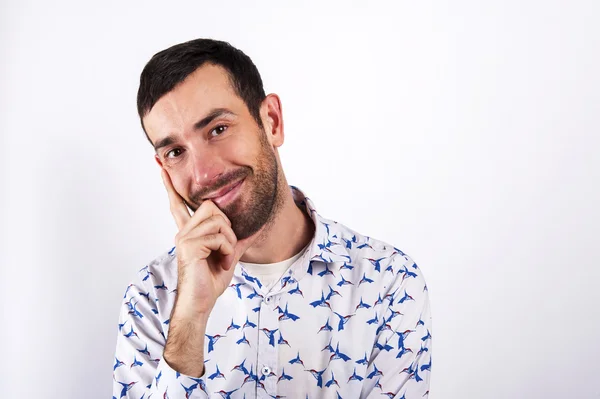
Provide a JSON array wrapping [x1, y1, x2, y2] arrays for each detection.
[[143, 64, 244, 139]]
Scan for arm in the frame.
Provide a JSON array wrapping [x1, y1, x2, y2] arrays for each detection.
[[362, 254, 433, 398], [112, 169, 256, 398], [158, 168, 256, 377], [112, 277, 211, 398]]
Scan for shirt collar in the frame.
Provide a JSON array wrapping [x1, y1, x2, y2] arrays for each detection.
[[235, 185, 354, 294], [281, 185, 353, 287]]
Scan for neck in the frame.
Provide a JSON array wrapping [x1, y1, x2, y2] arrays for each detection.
[[239, 183, 314, 264]]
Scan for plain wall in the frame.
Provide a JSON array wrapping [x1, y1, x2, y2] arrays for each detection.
[[1, 1, 598, 398]]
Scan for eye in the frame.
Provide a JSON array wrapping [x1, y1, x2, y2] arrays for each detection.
[[210, 125, 228, 137], [165, 148, 183, 159]]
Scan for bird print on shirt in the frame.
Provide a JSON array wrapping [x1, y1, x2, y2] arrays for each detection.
[[112, 186, 432, 398]]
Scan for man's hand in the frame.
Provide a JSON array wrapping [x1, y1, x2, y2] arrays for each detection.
[[160, 169, 255, 377]]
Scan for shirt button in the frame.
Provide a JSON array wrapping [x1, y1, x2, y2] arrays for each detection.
[[261, 366, 271, 376], [265, 297, 270, 303]]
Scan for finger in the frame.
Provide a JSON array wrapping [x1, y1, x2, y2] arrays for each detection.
[[197, 235, 236, 272], [179, 215, 237, 248], [202, 234, 236, 268], [161, 169, 191, 230], [178, 199, 231, 238], [177, 233, 235, 264], [201, 233, 235, 258]]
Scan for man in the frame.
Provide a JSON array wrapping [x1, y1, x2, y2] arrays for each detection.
[[112, 38, 432, 399]]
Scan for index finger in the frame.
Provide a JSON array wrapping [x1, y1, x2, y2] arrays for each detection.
[[161, 168, 191, 230]]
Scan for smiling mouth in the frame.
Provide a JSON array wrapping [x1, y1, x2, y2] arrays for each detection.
[[204, 178, 245, 200]]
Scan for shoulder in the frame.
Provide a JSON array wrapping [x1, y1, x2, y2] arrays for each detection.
[[133, 246, 179, 289], [321, 214, 422, 268], [321, 215, 428, 291]]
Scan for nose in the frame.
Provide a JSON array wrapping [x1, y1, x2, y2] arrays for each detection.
[[189, 146, 224, 189]]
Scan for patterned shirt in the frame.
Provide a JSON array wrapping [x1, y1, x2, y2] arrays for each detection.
[[112, 185, 432, 399]]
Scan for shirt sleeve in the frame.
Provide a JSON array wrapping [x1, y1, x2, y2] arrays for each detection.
[[361, 254, 433, 398], [112, 277, 210, 398]]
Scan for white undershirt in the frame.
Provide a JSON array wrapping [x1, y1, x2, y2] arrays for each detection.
[[239, 242, 310, 292]]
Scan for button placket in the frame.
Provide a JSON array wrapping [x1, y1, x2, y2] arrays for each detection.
[[256, 294, 280, 398]]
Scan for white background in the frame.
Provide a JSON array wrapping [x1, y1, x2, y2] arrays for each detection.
[[1, 1, 598, 398]]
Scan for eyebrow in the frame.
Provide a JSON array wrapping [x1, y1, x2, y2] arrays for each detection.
[[153, 108, 237, 152]]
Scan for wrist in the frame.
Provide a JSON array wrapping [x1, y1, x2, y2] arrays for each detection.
[[170, 306, 211, 326], [163, 351, 205, 378]]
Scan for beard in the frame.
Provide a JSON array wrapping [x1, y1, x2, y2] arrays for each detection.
[[187, 128, 282, 240]]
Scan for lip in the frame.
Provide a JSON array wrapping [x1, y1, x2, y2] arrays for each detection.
[[206, 178, 245, 207]]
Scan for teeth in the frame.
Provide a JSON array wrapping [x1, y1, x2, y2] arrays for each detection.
[[219, 182, 238, 197]]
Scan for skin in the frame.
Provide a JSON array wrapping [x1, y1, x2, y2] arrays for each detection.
[[143, 63, 315, 376]]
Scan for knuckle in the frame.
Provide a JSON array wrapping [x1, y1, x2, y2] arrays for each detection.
[[216, 215, 231, 229], [201, 233, 217, 243], [207, 215, 221, 226], [174, 232, 183, 243], [176, 234, 190, 247], [219, 213, 232, 226], [199, 199, 214, 211]]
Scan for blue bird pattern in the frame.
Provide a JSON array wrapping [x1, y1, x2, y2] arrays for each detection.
[[113, 186, 432, 398]]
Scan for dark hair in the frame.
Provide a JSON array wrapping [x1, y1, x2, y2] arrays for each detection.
[[136, 38, 266, 145]]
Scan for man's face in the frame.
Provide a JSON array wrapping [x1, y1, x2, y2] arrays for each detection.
[[143, 64, 281, 239]]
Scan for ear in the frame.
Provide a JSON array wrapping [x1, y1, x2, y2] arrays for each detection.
[[260, 93, 284, 148]]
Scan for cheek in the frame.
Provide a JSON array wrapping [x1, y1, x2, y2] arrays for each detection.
[[167, 172, 190, 199], [229, 134, 262, 160]]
